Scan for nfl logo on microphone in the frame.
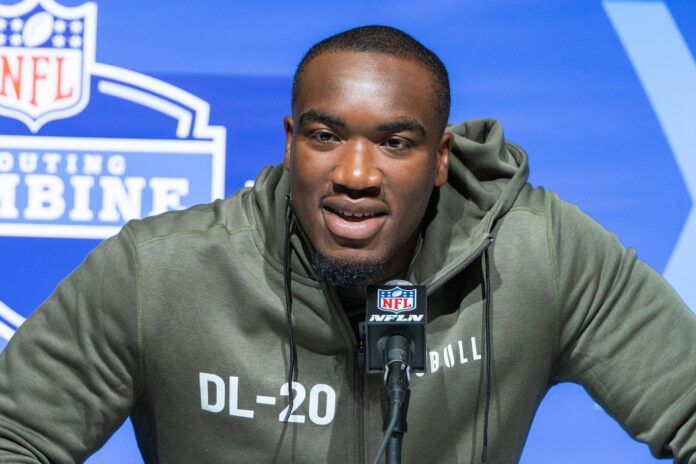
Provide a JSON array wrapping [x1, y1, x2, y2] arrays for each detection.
[[378, 287, 417, 314]]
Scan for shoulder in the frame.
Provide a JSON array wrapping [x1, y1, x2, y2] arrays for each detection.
[[502, 184, 600, 232], [490, 185, 553, 273], [122, 187, 256, 247], [491, 184, 609, 279], [494, 183, 550, 242], [497, 184, 615, 255]]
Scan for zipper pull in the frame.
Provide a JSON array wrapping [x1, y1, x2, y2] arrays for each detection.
[[357, 338, 366, 369], [357, 322, 366, 369]]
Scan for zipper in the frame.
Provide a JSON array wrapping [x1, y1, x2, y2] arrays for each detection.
[[425, 234, 494, 296], [356, 330, 368, 463], [320, 282, 364, 464], [356, 352, 365, 464]]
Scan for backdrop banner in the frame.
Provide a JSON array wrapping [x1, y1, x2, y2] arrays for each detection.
[[0, 1, 693, 462]]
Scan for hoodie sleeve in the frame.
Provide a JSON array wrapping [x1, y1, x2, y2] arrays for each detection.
[[548, 193, 696, 463], [0, 227, 141, 463]]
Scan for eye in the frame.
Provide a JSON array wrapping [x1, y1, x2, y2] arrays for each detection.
[[310, 130, 339, 144], [382, 137, 411, 150]]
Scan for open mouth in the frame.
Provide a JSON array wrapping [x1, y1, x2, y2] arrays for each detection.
[[324, 206, 386, 222], [322, 205, 388, 242]]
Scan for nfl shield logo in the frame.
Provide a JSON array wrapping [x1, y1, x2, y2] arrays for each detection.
[[0, 0, 95, 132], [378, 287, 417, 314]]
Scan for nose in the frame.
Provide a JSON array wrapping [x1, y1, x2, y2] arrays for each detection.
[[331, 140, 382, 197]]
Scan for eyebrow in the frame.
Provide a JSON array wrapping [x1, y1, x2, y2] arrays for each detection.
[[298, 110, 427, 138], [299, 109, 346, 128], [377, 118, 426, 137]]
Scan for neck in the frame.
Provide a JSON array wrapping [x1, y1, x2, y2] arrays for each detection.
[[373, 230, 420, 284]]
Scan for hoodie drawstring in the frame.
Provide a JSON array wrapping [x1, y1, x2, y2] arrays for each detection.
[[481, 246, 492, 463], [283, 195, 298, 423]]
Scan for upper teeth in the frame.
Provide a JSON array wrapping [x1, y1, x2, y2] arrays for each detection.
[[340, 210, 375, 218]]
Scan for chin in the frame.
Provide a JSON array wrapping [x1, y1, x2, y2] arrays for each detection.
[[311, 247, 387, 287]]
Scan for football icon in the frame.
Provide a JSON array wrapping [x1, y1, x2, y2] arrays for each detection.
[[391, 289, 403, 297], [22, 12, 54, 47]]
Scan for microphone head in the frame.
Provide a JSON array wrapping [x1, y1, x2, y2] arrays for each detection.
[[383, 279, 413, 286], [364, 282, 427, 373]]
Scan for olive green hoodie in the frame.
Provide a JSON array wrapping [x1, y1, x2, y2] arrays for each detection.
[[1, 120, 695, 463]]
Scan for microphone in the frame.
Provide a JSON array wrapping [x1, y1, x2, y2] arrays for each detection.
[[363, 279, 427, 464], [364, 279, 427, 374]]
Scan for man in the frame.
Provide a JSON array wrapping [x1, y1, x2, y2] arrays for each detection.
[[1, 25, 695, 463]]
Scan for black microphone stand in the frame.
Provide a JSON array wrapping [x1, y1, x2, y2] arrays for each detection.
[[378, 334, 413, 464], [384, 364, 410, 462]]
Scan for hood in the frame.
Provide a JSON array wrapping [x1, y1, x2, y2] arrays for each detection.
[[414, 118, 529, 291], [249, 118, 529, 286]]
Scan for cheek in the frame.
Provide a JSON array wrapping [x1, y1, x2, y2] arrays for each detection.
[[291, 150, 327, 193], [387, 158, 437, 198], [385, 168, 436, 225], [289, 151, 332, 228]]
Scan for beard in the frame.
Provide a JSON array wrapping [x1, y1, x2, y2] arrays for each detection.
[[311, 251, 387, 287]]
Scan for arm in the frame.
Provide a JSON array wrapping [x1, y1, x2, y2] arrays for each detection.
[[0, 227, 142, 463], [548, 194, 696, 462]]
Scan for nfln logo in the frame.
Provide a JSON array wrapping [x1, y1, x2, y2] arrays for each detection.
[[378, 287, 416, 314], [0, 0, 226, 239]]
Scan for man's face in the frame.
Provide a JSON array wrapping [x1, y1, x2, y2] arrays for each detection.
[[284, 51, 451, 283]]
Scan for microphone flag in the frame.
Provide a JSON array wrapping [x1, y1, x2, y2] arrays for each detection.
[[364, 283, 427, 373]]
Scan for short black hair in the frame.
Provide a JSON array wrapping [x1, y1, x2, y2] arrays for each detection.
[[292, 25, 450, 133]]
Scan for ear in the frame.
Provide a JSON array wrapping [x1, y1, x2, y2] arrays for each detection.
[[434, 131, 452, 187], [283, 116, 294, 171]]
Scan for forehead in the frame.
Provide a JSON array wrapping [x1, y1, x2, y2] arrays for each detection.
[[295, 51, 438, 128]]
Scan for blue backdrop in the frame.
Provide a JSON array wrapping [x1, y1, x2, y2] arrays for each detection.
[[0, 0, 694, 462]]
